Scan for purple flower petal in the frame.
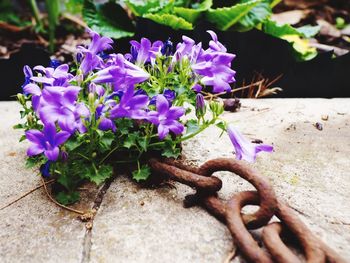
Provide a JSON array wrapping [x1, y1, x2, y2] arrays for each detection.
[[27, 144, 45, 156], [25, 130, 45, 145], [167, 120, 184, 135], [227, 124, 273, 163], [158, 124, 169, 140], [43, 123, 57, 144], [55, 131, 71, 145], [167, 107, 185, 119], [23, 84, 41, 96], [156, 95, 169, 115], [45, 147, 59, 161]]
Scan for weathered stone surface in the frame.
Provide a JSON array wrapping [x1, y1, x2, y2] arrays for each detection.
[[0, 102, 97, 263], [0, 99, 349, 263]]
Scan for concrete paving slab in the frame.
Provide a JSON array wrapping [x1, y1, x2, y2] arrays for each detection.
[[0, 99, 349, 263], [0, 102, 98, 263]]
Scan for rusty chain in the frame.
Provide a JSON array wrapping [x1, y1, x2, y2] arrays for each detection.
[[148, 158, 346, 263]]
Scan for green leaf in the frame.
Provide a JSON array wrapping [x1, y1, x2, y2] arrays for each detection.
[[162, 147, 181, 158], [143, 13, 193, 30], [125, 0, 167, 16], [84, 163, 113, 185], [206, 0, 260, 31], [185, 119, 200, 135], [263, 20, 318, 61], [132, 165, 151, 182], [83, 0, 135, 39], [55, 191, 80, 205], [296, 25, 321, 38], [13, 123, 24, 129], [65, 0, 84, 14], [174, 0, 212, 23], [0, 0, 30, 26], [25, 157, 39, 169], [65, 138, 84, 151], [99, 131, 115, 152], [235, 0, 271, 32], [123, 133, 138, 149], [216, 121, 227, 131], [137, 137, 149, 152], [19, 135, 26, 142], [270, 0, 282, 8], [263, 20, 319, 38], [116, 119, 134, 135]]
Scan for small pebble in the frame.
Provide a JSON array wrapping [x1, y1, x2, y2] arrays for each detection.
[[85, 222, 93, 230], [251, 139, 263, 144], [315, 122, 323, 131], [140, 201, 145, 206], [321, 115, 329, 121], [223, 98, 241, 112]]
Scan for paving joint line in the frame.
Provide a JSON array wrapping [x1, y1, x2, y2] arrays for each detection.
[[80, 175, 117, 263]]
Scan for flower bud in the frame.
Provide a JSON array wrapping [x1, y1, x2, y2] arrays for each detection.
[[49, 59, 61, 69], [88, 92, 95, 106], [195, 94, 206, 119], [76, 52, 83, 63], [17, 93, 25, 105], [27, 113, 34, 126], [209, 100, 224, 117], [161, 38, 173, 56], [76, 74, 83, 86], [61, 151, 68, 162], [92, 152, 97, 158], [40, 161, 51, 178]]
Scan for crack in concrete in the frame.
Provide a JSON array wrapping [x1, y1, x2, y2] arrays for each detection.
[[80, 175, 116, 263]]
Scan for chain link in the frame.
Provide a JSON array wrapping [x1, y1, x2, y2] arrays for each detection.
[[149, 158, 346, 263]]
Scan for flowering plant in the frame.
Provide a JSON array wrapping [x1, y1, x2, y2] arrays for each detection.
[[15, 29, 272, 204]]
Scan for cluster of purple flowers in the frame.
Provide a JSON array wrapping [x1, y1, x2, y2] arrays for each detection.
[[21, 28, 272, 166]]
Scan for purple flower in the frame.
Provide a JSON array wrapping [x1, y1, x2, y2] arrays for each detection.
[[93, 54, 150, 89], [23, 83, 42, 111], [22, 65, 33, 94], [149, 89, 175, 105], [49, 59, 61, 69], [110, 85, 148, 119], [40, 161, 51, 177], [79, 52, 101, 75], [26, 123, 71, 161], [89, 83, 105, 97], [31, 64, 73, 87], [125, 38, 162, 65], [78, 29, 113, 75], [207, 30, 227, 53], [38, 86, 87, 133], [171, 31, 236, 93], [173, 35, 195, 62], [161, 38, 173, 56], [86, 28, 113, 55], [192, 53, 236, 93], [147, 95, 185, 139], [195, 93, 206, 118], [96, 102, 117, 132], [163, 89, 175, 102], [192, 83, 202, 92], [227, 124, 273, 163]]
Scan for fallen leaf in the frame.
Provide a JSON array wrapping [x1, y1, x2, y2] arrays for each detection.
[[317, 19, 341, 38], [271, 10, 308, 25]]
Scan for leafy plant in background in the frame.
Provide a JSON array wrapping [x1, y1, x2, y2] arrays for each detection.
[[81, 0, 320, 61], [0, 0, 31, 27], [15, 29, 273, 204]]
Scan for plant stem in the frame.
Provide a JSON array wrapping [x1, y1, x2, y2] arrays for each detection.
[[29, 0, 43, 31], [177, 119, 215, 143], [45, 0, 60, 53]]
